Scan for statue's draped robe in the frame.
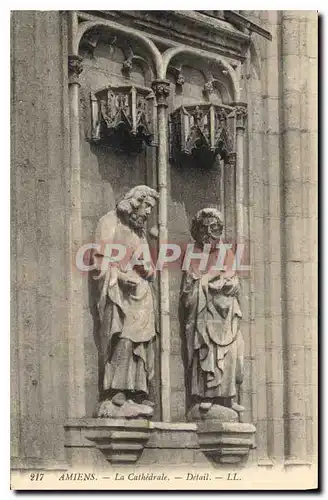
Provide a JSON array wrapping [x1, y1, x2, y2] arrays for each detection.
[[93, 211, 157, 398], [179, 247, 244, 401]]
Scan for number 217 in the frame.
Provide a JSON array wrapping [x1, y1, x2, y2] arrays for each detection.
[[30, 473, 44, 481]]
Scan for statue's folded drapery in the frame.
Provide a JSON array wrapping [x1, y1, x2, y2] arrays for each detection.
[[179, 251, 244, 401], [93, 211, 157, 399]]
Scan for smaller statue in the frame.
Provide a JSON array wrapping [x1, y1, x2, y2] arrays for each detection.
[[179, 208, 245, 422], [91, 185, 159, 419]]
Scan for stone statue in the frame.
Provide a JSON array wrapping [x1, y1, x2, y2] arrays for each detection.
[[179, 208, 245, 422], [92, 185, 159, 419]]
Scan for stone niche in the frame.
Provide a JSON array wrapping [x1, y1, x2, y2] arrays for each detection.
[[67, 10, 257, 472], [90, 84, 157, 152]]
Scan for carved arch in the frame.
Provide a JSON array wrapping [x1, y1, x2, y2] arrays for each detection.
[[75, 19, 163, 78]]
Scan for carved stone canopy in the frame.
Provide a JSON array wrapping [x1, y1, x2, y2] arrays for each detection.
[[90, 85, 157, 152], [170, 104, 236, 168]]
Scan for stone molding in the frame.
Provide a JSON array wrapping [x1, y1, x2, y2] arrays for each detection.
[[65, 419, 255, 467], [87, 10, 252, 60], [11, 457, 69, 471]]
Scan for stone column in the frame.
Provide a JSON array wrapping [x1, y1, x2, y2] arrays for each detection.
[[232, 101, 252, 424], [244, 10, 269, 464], [281, 10, 311, 465], [300, 11, 318, 464], [234, 103, 248, 243], [151, 79, 172, 422], [261, 10, 285, 462], [66, 11, 85, 418]]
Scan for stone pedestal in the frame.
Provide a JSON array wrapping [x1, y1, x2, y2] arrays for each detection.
[[65, 419, 255, 468], [138, 422, 206, 466], [197, 421, 256, 466], [65, 419, 152, 465]]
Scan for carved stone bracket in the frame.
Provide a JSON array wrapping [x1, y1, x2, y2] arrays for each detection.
[[176, 74, 185, 86], [122, 57, 133, 77], [170, 103, 235, 167], [203, 80, 214, 98], [151, 80, 170, 107], [65, 419, 152, 465], [90, 84, 157, 151], [65, 419, 255, 467], [121, 50, 153, 84], [119, 42, 134, 77], [79, 32, 101, 57], [68, 55, 83, 86], [168, 65, 185, 87], [197, 421, 256, 466]]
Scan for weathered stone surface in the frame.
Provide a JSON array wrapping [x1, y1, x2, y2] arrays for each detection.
[[187, 403, 239, 423], [11, 10, 70, 465], [65, 419, 201, 466], [65, 418, 152, 464], [197, 421, 256, 465]]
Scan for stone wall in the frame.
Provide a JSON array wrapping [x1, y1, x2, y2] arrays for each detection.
[[242, 10, 318, 465], [11, 10, 70, 468]]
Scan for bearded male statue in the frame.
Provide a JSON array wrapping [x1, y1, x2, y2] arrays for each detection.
[[91, 185, 159, 419], [179, 208, 245, 422]]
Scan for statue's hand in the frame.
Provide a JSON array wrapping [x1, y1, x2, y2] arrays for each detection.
[[148, 226, 159, 239], [208, 275, 225, 291], [181, 272, 199, 294], [117, 270, 139, 289], [125, 280, 138, 289], [145, 270, 156, 282], [134, 264, 155, 281], [221, 277, 240, 296]]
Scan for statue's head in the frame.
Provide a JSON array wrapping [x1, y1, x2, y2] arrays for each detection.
[[191, 207, 224, 248], [116, 185, 159, 231]]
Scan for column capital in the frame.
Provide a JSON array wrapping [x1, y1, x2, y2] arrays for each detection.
[[151, 79, 170, 107], [68, 55, 83, 86], [227, 152, 237, 167], [231, 101, 248, 130]]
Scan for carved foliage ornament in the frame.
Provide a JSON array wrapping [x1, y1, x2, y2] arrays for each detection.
[[235, 105, 248, 129], [151, 80, 170, 107], [68, 55, 83, 85], [91, 85, 157, 152], [170, 104, 236, 167]]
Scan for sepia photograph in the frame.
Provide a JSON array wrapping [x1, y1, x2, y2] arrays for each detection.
[[10, 8, 318, 490]]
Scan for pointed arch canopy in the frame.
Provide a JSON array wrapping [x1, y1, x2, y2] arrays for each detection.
[[161, 46, 239, 101], [74, 14, 239, 102], [74, 18, 164, 79]]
